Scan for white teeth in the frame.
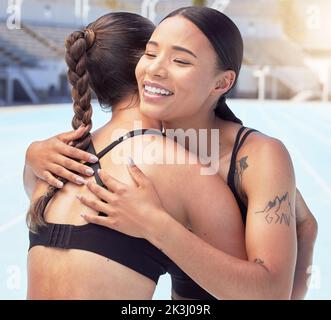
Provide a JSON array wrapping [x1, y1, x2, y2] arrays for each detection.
[[144, 85, 173, 96]]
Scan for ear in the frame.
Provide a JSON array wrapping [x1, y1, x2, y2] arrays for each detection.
[[213, 70, 236, 95]]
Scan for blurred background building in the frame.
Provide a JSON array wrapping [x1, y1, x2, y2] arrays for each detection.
[[0, 0, 330, 105]]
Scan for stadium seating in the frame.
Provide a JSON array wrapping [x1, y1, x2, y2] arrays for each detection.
[[0, 22, 63, 66]]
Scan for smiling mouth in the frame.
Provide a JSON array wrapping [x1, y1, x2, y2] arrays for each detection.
[[143, 85, 174, 97]]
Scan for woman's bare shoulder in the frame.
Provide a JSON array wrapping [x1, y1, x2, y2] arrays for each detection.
[[238, 129, 289, 160]]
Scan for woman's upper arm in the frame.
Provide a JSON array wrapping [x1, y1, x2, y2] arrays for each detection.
[[244, 138, 297, 293]]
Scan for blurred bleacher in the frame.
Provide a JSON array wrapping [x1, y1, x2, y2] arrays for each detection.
[[0, 19, 75, 105], [242, 37, 321, 99], [27, 24, 75, 49], [0, 21, 64, 65], [0, 0, 330, 106]]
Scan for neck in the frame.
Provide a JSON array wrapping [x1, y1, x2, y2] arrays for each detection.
[[162, 109, 221, 158], [108, 93, 162, 132]]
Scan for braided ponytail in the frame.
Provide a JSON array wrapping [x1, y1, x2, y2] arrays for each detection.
[[27, 30, 95, 232]]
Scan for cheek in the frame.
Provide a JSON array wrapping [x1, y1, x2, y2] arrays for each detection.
[[176, 67, 210, 91], [173, 74, 215, 116], [176, 70, 212, 101], [135, 57, 147, 83]]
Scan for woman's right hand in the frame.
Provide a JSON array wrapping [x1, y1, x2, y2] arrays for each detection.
[[79, 163, 169, 240], [25, 125, 99, 188]]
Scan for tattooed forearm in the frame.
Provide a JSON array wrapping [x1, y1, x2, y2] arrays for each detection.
[[255, 192, 294, 226], [234, 156, 248, 201]]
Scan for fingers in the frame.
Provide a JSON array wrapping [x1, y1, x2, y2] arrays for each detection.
[[98, 169, 128, 194], [56, 126, 98, 164], [42, 171, 64, 189], [57, 155, 95, 177], [49, 138, 98, 184], [50, 164, 88, 185], [86, 180, 116, 203], [57, 125, 90, 144], [62, 143, 98, 164], [81, 213, 117, 229], [126, 157, 149, 187], [78, 195, 114, 216]]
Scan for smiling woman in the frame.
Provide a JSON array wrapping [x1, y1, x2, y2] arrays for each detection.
[[136, 9, 242, 127], [136, 17, 224, 122]]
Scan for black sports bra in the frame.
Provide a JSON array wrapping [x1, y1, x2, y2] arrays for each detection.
[[29, 128, 178, 284]]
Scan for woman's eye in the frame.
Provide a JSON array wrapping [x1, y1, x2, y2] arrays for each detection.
[[145, 53, 156, 58], [174, 59, 191, 65]]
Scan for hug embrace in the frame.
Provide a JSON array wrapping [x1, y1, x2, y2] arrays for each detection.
[[24, 6, 317, 300]]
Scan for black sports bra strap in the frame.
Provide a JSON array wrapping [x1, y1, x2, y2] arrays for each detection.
[[86, 142, 104, 187], [86, 141, 97, 156], [96, 129, 163, 160], [236, 129, 258, 154], [89, 128, 163, 188], [228, 126, 246, 177], [227, 127, 259, 185]]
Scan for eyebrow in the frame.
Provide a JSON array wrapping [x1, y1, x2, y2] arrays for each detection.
[[147, 41, 197, 58]]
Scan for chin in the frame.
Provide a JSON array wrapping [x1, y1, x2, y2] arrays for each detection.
[[140, 104, 167, 121]]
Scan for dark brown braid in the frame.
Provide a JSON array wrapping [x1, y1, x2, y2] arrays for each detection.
[[26, 12, 156, 231], [27, 29, 95, 232]]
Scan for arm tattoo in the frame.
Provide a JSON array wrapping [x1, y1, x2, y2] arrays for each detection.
[[255, 192, 294, 226], [234, 156, 248, 201]]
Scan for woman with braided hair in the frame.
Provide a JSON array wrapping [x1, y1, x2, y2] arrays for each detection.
[[25, 12, 247, 299]]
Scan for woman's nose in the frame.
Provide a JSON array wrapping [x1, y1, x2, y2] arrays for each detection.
[[147, 59, 168, 79]]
